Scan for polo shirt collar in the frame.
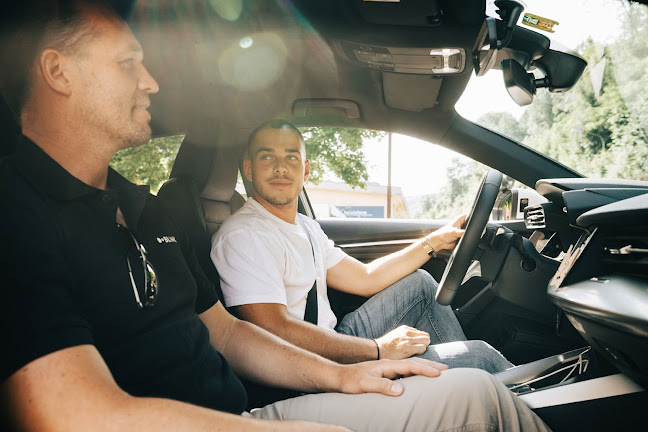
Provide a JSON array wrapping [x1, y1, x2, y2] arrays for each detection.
[[14, 134, 151, 227], [15, 134, 96, 201], [107, 165, 151, 228]]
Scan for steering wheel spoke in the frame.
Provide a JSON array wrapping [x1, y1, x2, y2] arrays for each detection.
[[461, 260, 482, 285]]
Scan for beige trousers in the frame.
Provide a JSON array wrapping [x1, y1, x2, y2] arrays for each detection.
[[249, 368, 551, 432]]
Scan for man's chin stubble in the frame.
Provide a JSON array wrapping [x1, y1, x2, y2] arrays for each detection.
[[255, 188, 298, 207], [120, 127, 152, 150], [264, 195, 297, 206]]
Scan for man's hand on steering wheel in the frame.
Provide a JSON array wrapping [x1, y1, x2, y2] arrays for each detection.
[[424, 213, 467, 253]]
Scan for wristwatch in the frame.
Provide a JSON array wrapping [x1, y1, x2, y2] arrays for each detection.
[[421, 237, 437, 257]]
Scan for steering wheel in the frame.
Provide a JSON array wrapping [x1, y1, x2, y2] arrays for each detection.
[[435, 169, 503, 305]]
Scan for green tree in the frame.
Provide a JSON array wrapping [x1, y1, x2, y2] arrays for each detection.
[[110, 135, 183, 194], [474, 5, 648, 181], [519, 33, 647, 179], [478, 111, 528, 142], [416, 158, 486, 220], [301, 127, 385, 188], [110, 128, 383, 193]]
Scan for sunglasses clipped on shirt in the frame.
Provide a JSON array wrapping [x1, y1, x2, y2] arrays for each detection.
[[120, 225, 159, 309]]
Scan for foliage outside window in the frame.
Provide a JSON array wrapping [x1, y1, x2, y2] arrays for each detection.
[[301, 127, 385, 188], [110, 135, 184, 194], [110, 129, 380, 195], [109, 129, 508, 221], [464, 1, 648, 181]]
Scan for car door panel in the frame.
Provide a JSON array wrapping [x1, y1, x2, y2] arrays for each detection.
[[317, 218, 454, 323], [317, 218, 447, 261]]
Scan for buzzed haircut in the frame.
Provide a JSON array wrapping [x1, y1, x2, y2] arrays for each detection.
[[246, 119, 304, 158], [0, 0, 117, 120]]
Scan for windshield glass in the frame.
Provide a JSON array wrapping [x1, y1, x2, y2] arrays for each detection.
[[456, 0, 648, 180]]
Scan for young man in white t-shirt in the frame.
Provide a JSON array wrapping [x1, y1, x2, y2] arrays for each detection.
[[211, 120, 512, 372]]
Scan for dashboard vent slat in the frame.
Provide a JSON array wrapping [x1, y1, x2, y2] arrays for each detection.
[[525, 205, 546, 229], [601, 233, 648, 278]]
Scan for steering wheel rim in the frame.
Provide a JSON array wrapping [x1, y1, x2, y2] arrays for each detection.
[[435, 169, 503, 306]]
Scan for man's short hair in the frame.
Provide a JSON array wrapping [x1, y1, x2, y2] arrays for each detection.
[[246, 119, 304, 158], [0, 1, 116, 120]]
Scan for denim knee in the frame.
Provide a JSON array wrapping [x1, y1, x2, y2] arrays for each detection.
[[464, 340, 514, 372], [407, 269, 439, 300]]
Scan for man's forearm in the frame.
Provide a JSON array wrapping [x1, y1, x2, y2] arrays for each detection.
[[201, 303, 356, 391], [327, 216, 465, 298], [243, 308, 378, 364], [363, 240, 432, 292], [327, 240, 432, 298], [116, 394, 336, 432], [3, 344, 339, 432], [11, 386, 333, 432], [219, 316, 378, 390], [109, 395, 311, 432]]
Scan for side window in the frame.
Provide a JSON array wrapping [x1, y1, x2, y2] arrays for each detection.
[[110, 135, 184, 194], [303, 129, 524, 221], [236, 171, 248, 200]]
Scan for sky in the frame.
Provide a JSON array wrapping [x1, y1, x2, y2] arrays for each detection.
[[355, 0, 625, 198]]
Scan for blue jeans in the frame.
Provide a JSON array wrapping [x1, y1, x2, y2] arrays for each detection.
[[336, 270, 514, 373]]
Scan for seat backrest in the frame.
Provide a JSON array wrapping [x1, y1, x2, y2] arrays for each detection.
[[0, 94, 19, 158], [157, 138, 245, 293], [158, 136, 304, 409]]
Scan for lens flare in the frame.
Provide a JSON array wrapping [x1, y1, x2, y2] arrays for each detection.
[[208, 0, 243, 22], [239, 37, 253, 49], [218, 33, 288, 91]]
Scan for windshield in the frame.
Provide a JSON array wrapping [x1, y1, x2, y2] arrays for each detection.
[[456, 0, 648, 181]]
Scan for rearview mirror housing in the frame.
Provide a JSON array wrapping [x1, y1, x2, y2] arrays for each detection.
[[473, 14, 587, 107], [502, 58, 535, 106]]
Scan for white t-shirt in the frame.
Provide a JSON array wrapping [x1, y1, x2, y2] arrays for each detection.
[[211, 198, 346, 331]]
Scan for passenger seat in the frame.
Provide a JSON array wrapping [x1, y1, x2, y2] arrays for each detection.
[[157, 138, 245, 300], [157, 136, 302, 408]]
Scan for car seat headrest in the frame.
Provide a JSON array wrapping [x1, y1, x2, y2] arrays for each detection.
[[170, 137, 242, 203]]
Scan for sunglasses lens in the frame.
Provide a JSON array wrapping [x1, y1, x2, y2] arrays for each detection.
[[144, 261, 158, 306], [121, 225, 159, 309]]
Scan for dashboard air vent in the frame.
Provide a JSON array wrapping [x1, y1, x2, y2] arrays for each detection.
[[601, 232, 648, 278], [525, 204, 546, 229]]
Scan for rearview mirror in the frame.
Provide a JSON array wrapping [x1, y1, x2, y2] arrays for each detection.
[[502, 59, 537, 106]]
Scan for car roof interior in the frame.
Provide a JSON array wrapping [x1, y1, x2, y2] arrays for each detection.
[[124, 0, 581, 187], [4, 0, 646, 181], [137, 0, 484, 133]]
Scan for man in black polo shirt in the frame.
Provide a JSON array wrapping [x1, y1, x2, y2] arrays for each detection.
[[0, 2, 551, 431]]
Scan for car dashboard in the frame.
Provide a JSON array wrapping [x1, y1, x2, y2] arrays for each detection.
[[523, 178, 648, 388]]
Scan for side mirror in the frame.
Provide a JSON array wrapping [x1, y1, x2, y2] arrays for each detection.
[[493, 187, 548, 221]]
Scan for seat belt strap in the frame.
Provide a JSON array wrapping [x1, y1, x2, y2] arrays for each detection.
[[296, 216, 318, 325]]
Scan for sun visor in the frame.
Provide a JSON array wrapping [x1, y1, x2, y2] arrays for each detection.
[[383, 72, 441, 112], [351, 0, 485, 27]]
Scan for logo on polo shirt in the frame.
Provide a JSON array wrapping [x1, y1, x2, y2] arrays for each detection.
[[157, 236, 177, 244]]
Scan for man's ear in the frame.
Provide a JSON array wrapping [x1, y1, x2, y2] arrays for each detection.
[[243, 158, 253, 182], [39, 49, 73, 96], [304, 159, 310, 182]]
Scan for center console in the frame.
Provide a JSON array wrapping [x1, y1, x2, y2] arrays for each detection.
[[493, 346, 646, 430], [494, 346, 592, 393]]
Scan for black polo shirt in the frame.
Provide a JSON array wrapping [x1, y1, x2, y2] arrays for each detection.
[[0, 135, 247, 413]]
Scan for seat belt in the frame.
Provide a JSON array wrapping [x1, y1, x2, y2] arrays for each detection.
[[296, 216, 318, 325]]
